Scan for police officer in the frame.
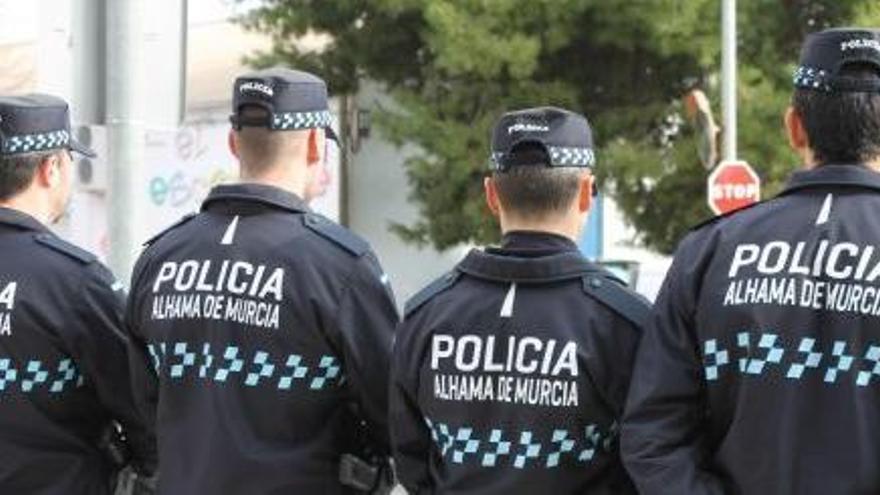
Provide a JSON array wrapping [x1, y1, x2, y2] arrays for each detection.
[[390, 107, 649, 494], [125, 68, 398, 494], [0, 94, 156, 493], [622, 28, 880, 495]]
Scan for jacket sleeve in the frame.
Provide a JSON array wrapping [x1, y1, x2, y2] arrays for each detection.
[[331, 252, 399, 455], [582, 304, 645, 416], [390, 314, 434, 494], [72, 263, 158, 476], [124, 254, 161, 446], [620, 235, 724, 495]]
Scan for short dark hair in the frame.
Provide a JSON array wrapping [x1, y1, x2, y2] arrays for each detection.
[[492, 144, 585, 218], [235, 105, 305, 176], [793, 64, 880, 165], [0, 151, 52, 201]]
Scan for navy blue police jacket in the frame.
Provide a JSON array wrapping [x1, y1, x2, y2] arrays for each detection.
[[0, 207, 155, 494], [391, 231, 650, 494], [126, 184, 398, 495], [622, 165, 880, 495]]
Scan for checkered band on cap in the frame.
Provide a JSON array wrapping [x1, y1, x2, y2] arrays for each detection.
[[489, 147, 596, 169], [548, 146, 595, 167], [793, 65, 832, 92], [489, 152, 504, 169], [270, 110, 334, 131], [1, 130, 70, 155]]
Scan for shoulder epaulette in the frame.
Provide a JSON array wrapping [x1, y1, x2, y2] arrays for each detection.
[[303, 213, 369, 257], [143, 213, 197, 247], [581, 274, 651, 329], [690, 199, 768, 232], [404, 271, 461, 318], [34, 233, 96, 265]]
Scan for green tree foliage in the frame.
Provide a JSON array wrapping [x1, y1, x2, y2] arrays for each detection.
[[241, 0, 877, 254]]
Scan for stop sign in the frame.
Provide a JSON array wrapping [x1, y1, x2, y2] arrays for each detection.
[[707, 160, 761, 215]]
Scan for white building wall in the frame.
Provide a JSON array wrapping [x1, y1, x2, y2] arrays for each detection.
[[602, 198, 672, 301], [348, 84, 469, 304]]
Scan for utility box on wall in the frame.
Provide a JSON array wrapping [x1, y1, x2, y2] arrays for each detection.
[[74, 125, 108, 192]]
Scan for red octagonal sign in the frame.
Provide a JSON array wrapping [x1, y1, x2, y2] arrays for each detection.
[[707, 160, 761, 215]]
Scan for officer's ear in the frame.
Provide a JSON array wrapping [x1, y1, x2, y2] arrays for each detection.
[[577, 171, 594, 213], [785, 106, 810, 159], [306, 129, 321, 167], [484, 176, 501, 218], [34, 152, 61, 189], [228, 129, 241, 160]]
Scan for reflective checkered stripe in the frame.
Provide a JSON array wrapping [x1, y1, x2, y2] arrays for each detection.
[[548, 146, 595, 167], [423, 417, 617, 469], [793, 65, 832, 92], [489, 152, 504, 169], [147, 341, 343, 391], [700, 330, 880, 386], [1, 130, 70, 155], [0, 356, 83, 395], [489, 148, 595, 169], [270, 110, 334, 131]]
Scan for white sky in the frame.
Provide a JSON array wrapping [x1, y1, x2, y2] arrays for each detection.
[[0, 0, 41, 43], [189, 0, 262, 25], [0, 0, 261, 43]]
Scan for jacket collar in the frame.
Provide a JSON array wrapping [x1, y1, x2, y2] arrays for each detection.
[[497, 230, 579, 254], [457, 249, 612, 284], [201, 183, 311, 213], [781, 164, 880, 196], [0, 207, 49, 233]]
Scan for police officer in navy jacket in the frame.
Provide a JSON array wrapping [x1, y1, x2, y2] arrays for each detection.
[[391, 106, 649, 494], [622, 28, 880, 495], [0, 94, 156, 494], [126, 68, 398, 494]]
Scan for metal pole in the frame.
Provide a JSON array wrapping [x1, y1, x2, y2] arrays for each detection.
[[178, 0, 188, 125], [721, 0, 737, 161], [339, 95, 351, 227], [71, 0, 106, 126], [106, 0, 145, 280]]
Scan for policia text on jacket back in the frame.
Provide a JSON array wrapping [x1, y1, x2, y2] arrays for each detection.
[[622, 28, 880, 495], [125, 69, 398, 494], [391, 107, 650, 494], [0, 94, 156, 494]]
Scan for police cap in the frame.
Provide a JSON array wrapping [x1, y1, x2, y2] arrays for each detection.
[[0, 94, 96, 158], [793, 28, 880, 93], [489, 106, 594, 171], [230, 67, 337, 141]]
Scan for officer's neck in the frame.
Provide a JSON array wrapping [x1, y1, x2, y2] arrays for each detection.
[[803, 159, 880, 171], [239, 167, 308, 200], [498, 212, 582, 243], [0, 189, 54, 225], [800, 147, 880, 171]]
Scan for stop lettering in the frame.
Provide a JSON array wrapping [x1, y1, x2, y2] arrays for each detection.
[[707, 160, 761, 215]]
